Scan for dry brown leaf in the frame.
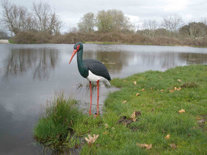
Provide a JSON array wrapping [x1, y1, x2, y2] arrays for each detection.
[[122, 100, 127, 104], [103, 131, 108, 135], [141, 88, 145, 91], [179, 109, 185, 113], [136, 143, 152, 150], [177, 79, 182, 82], [85, 134, 99, 144], [136, 93, 140, 96], [169, 89, 174, 93], [176, 87, 181, 91], [165, 134, 170, 139], [131, 111, 136, 122], [170, 143, 177, 149], [196, 116, 202, 120], [174, 87, 181, 91], [104, 123, 109, 129], [133, 81, 137, 85]]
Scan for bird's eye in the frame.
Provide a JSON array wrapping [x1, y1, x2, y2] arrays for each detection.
[[77, 45, 80, 50]]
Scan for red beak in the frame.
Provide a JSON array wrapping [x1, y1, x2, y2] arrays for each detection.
[[69, 49, 78, 64]]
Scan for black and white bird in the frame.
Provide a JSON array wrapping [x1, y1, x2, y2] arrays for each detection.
[[69, 42, 111, 116]]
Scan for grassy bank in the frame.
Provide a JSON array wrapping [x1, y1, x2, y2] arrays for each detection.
[[34, 65, 207, 154]]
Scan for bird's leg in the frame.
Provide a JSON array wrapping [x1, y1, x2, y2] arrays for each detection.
[[89, 81, 92, 115], [96, 80, 100, 116]]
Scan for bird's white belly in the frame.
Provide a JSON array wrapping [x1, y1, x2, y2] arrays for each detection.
[[87, 70, 103, 82], [87, 70, 111, 86]]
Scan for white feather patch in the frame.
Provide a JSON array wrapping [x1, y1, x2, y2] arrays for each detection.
[[87, 70, 111, 86]]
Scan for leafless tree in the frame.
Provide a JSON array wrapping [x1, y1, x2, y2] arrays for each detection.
[[33, 2, 61, 35], [162, 15, 183, 32], [1, 0, 33, 34], [143, 20, 158, 30], [1, 1, 61, 35], [142, 20, 159, 37]]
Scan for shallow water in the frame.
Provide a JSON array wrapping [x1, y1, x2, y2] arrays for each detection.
[[0, 44, 207, 154]]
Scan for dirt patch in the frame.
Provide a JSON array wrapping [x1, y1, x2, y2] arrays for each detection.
[[181, 82, 198, 88], [118, 111, 141, 126]]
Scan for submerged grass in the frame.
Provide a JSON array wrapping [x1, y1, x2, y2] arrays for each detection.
[[34, 65, 207, 154]]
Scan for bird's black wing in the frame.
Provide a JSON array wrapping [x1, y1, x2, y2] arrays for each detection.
[[83, 59, 111, 81]]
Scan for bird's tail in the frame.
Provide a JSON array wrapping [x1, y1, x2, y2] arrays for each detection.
[[103, 79, 111, 88]]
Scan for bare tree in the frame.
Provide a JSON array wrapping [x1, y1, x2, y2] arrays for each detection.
[[142, 20, 159, 37], [1, 1, 61, 35], [201, 18, 207, 25], [162, 15, 183, 32], [33, 2, 61, 34], [1, 0, 32, 34], [143, 20, 158, 30], [0, 30, 8, 39], [78, 12, 95, 33]]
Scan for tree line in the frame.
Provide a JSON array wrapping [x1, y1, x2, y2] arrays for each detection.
[[0, 1, 207, 46]]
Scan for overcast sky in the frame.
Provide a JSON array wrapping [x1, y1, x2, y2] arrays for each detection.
[[1, 0, 207, 32]]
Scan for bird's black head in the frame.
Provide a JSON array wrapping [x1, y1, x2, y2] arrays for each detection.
[[74, 42, 83, 52], [69, 42, 83, 64]]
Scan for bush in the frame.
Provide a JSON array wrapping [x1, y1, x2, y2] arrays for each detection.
[[13, 31, 52, 44]]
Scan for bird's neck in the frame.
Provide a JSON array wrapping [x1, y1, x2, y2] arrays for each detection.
[[77, 49, 88, 78]]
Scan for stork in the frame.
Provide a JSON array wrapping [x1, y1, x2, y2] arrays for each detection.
[[69, 42, 111, 116]]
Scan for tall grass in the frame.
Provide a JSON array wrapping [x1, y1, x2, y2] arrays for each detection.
[[34, 95, 84, 149]]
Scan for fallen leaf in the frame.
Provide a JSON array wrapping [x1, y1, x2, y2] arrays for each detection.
[[141, 88, 145, 91], [136, 93, 140, 96], [169, 89, 174, 93], [165, 134, 170, 139], [160, 89, 164, 92], [131, 111, 137, 122], [85, 134, 99, 144], [170, 143, 177, 149], [103, 131, 108, 135], [196, 116, 202, 120], [176, 87, 181, 91], [174, 87, 182, 91], [104, 123, 109, 129], [122, 100, 127, 104], [133, 81, 137, 85], [177, 79, 182, 82], [178, 109, 185, 113], [136, 143, 152, 150]]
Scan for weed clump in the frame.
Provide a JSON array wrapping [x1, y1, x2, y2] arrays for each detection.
[[34, 95, 84, 150]]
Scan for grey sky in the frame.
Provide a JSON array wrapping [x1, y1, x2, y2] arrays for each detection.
[[1, 0, 207, 32]]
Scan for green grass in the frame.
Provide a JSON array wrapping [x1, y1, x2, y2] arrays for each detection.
[[34, 95, 86, 150], [34, 65, 207, 154]]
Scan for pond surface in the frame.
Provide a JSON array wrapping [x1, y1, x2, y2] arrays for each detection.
[[0, 44, 207, 154]]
